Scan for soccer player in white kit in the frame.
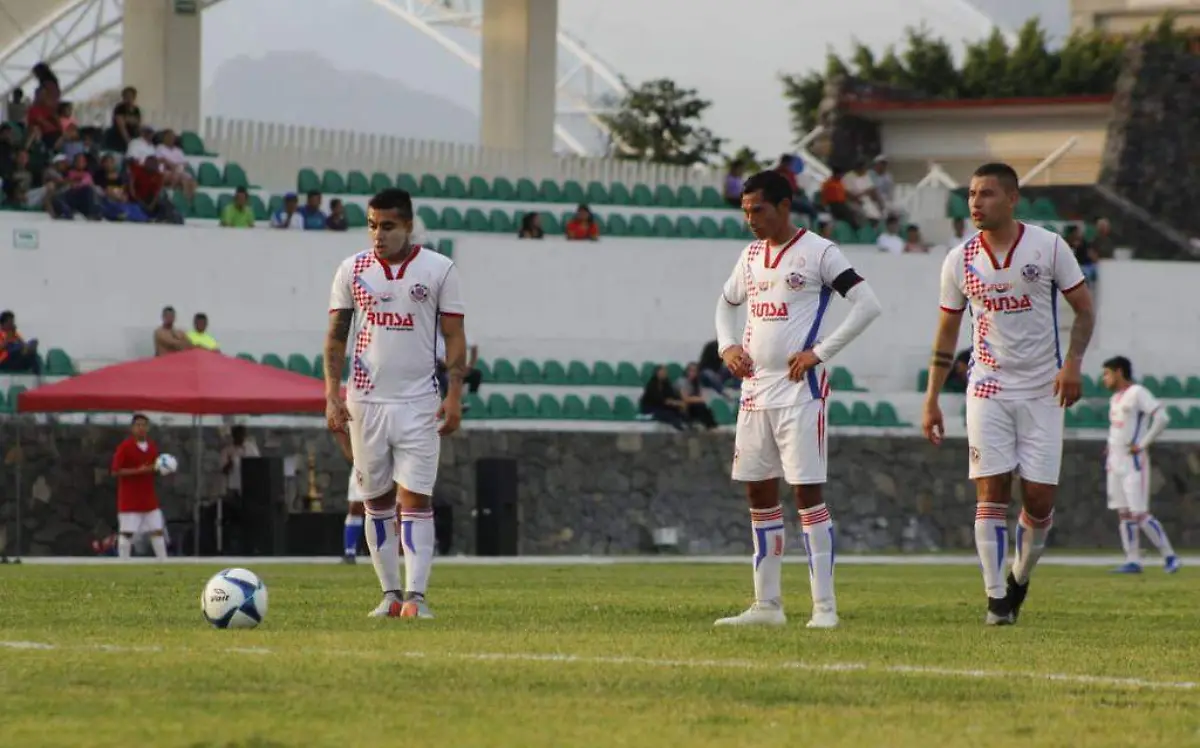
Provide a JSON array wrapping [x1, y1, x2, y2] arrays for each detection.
[[324, 188, 467, 619], [1100, 356, 1180, 574], [923, 163, 1096, 626], [713, 170, 883, 629]]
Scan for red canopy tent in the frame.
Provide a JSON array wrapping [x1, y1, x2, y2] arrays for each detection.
[[16, 349, 332, 556]]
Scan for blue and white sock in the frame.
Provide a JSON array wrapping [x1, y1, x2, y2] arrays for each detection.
[[401, 509, 436, 598], [750, 505, 785, 604], [365, 507, 402, 594], [1138, 514, 1176, 559], [799, 503, 836, 612], [1118, 513, 1140, 564], [343, 515, 364, 557], [974, 502, 1008, 598], [1012, 509, 1054, 585]]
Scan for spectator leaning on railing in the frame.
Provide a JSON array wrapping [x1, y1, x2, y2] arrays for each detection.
[[0, 310, 41, 374]]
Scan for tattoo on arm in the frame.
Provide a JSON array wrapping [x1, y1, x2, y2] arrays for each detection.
[[440, 316, 468, 394], [930, 350, 954, 369], [324, 310, 353, 389], [1066, 307, 1095, 361]]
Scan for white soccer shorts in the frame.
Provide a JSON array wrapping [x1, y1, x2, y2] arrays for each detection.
[[731, 399, 827, 485], [965, 394, 1064, 484], [346, 395, 441, 498], [347, 473, 363, 504], [118, 509, 165, 535], [1107, 462, 1151, 513]]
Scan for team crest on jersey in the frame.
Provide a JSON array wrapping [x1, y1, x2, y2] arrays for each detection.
[[409, 283, 430, 302], [785, 272, 805, 291], [1021, 264, 1041, 283]]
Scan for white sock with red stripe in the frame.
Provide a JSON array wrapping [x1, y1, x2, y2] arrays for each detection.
[[799, 503, 836, 612], [1137, 514, 1175, 559], [365, 507, 402, 594], [974, 502, 1009, 598], [750, 505, 786, 604], [1118, 512, 1140, 564], [401, 508, 436, 597], [1012, 509, 1054, 585]]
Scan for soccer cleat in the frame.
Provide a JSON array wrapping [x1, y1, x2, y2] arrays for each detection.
[[985, 596, 1014, 626], [399, 596, 435, 619], [1164, 556, 1182, 574], [713, 600, 786, 627], [368, 592, 404, 618], [1005, 572, 1030, 623], [806, 606, 839, 629], [341, 554, 357, 565], [1110, 561, 1142, 574]]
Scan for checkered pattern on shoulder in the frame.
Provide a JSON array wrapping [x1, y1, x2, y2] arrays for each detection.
[[349, 252, 377, 395], [740, 240, 766, 386], [962, 236, 986, 300]]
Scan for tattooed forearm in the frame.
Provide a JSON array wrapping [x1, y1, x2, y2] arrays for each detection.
[[930, 350, 954, 369], [1066, 307, 1095, 361], [441, 317, 467, 397], [324, 310, 352, 393]]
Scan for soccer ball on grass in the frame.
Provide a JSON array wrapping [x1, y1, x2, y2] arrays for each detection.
[[202, 568, 268, 629]]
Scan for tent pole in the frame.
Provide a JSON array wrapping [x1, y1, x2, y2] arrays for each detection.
[[192, 415, 202, 557], [13, 422, 21, 563]]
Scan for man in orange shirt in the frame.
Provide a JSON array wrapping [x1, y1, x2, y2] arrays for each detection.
[[0, 310, 41, 374], [111, 414, 167, 560], [819, 169, 857, 229]]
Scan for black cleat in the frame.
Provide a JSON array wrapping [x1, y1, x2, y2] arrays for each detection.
[[985, 596, 1014, 626], [341, 554, 357, 565], [1006, 572, 1029, 622]]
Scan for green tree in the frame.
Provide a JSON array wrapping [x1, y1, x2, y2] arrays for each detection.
[[1054, 29, 1126, 94], [780, 71, 825, 137], [877, 47, 909, 88], [599, 78, 725, 166], [901, 26, 961, 96], [1006, 19, 1057, 95], [961, 28, 1015, 98], [725, 146, 769, 174], [849, 42, 880, 83]]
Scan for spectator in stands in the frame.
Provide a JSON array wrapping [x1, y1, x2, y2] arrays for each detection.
[[946, 348, 971, 393], [0, 310, 40, 374], [4, 148, 33, 208], [518, 211, 544, 238], [1066, 225, 1099, 287], [271, 192, 304, 230], [675, 363, 718, 430], [903, 224, 929, 254], [32, 62, 59, 102], [57, 101, 76, 132], [724, 160, 745, 207], [950, 216, 970, 244], [565, 204, 599, 241], [876, 215, 904, 254], [154, 306, 192, 356], [220, 186, 255, 228], [0, 123, 14, 175], [126, 125, 156, 164], [773, 154, 799, 195], [155, 129, 196, 200], [25, 85, 60, 150], [698, 339, 736, 396], [47, 154, 101, 220], [187, 313, 220, 352], [326, 199, 348, 231], [870, 155, 896, 217], [6, 88, 28, 126], [66, 153, 93, 189], [816, 217, 833, 239], [105, 86, 142, 152], [127, 154, 182, 224], [98, 181, 148, 223], [640, 365, 687, 430], [300, 190, 327, 230], [819, 169, 857, 229], [434, 329, 481, 396], [1091, 217, 1114, 258], [844, 160, 883, 225]]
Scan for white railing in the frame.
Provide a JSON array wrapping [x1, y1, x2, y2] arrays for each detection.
[[1019, 136, 1080, 187]]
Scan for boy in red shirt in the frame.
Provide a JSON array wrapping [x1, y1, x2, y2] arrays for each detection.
[[111, 414, 167, 559]]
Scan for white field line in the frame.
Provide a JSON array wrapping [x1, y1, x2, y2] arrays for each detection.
[[1, 640, 1195, 692]]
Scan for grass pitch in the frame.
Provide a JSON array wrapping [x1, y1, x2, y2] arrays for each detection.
[[1, 561, 1198, 747]]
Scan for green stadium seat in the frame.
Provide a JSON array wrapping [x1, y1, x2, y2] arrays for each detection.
[[592, 361, 617, 386], [613, 395, 638, 421], [467, 176, 491, 200], [463, 393, 487, 420], [608, 183, 632, 206], [562, 394, 587, 419], [321, 169, 346, 194], [586, 182, 610, 205], [832, 221, 856, 244], [1015, 197, 1034, 219], [917, 369, 929, 392], [310, 354, 322, 376], [539, 179, 563, 203], [720, 218, 744, 239], [171, 190, 192, 218], [697, 217, 720, 239], [710, 398, 736, 426], [631, 184, 654, 206], [443, 175, 468, 199], [856, 224, 880, 244], [827, 401, 852, 426], [436, 238, 454, 258], [562, 180, 585, 204], [346, 170, 371, 195], [542, 360, 568, 385], [537, 394, 562, 419], [440, 207, 465, 231], [946, 193, 969, 219], [1167, 405, 1189, 429], [488, 209, 513, 234], [605, 214, 629, 237], [1160, 376, 1185, 399], [474, 360, 492, 381], [1031, 197, 1059, 220], [677, 185, 700, 208], [370, 172, 393, 193], [1187, 407, 1200, 429], [1141, 375, 1162, 397], [223, 163, 249, 189], [515, 178, 539, 202], [286, 354, 313, 377], [196, 162, 222, 188], [512, 393, 537, 419], [250, 194, 268, 221], [566, 360, 591, 385], [345, 202, 367, 228], [217, 192, 233, 215], [652, 185, 676, 207], [517, 359, 542, 384], [676, 216, 698, 239], [874, 401, 907, 427], [44, 348, 75, 376], [491, 358, 518, 384], [419, 174, 444, 198], [236, 353, 257, 363], [267, 194, 283, 215], [491, 177, 516, 201], [614, 362, 641, 387], [486, 394, 513, 419], [850, 401, 875, 426], [192, 192, 217, 219], [464, 208, 489, 232], [587, 395, 615, 420], [1081, 374, 1103, 398], [700, 186, 725, 208], [829, 366, 862, 392], [666, 362, 684, 381], [341, 357, 350, 382], [179, 131, 207, 156], [651, 215, 675, 238], [397, 173, 420, 195], [1186, 377, 1200, 399], [5, 384, 27, 413], [539, 212, 562, 236], [639, 362, 660, 383], [628, 215, 652, 237], [260, 353, 285, 370]]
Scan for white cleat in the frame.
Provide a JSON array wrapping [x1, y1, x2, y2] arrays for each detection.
[[368, 592, 404, 618], [806, 607, 839, 629], [714, 600, 787, 627]]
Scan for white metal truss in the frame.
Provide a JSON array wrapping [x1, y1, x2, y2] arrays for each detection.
[[368, 0, 628, 156], [0, 0, 227, 98]]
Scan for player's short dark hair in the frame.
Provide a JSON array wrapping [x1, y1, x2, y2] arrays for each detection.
[[162, 305, 174, 314], [194, 312, 207, 322], [1103, 356, 1133, 380], [741, 170, 792, 207], [131, 413, 149, 424], [368, 188, 414, 219], [972, 162, 1019, 193]]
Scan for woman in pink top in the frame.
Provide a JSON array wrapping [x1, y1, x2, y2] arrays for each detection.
[[67, 153, 94, 187]]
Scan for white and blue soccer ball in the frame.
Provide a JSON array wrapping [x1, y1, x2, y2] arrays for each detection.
[[155, 453, 179, 476], [202, 568, 268, 629]]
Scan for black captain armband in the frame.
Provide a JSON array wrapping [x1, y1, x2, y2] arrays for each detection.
[[930, 350, 954, 369], [830, 269, 864, 297]]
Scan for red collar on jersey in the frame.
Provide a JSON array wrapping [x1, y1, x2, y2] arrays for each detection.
[[764, 228, 806, 270], [978, 223, 1025, 270], [375, 245, 421, 280]]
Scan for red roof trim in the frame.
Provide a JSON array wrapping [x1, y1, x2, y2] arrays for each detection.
[[843, 94, 1113, 113]]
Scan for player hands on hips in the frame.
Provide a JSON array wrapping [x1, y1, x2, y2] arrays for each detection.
[[324, 188, 468, 620], [1100, 357, 1180, 575], [922, 163, 1096, 626], [713, 170, 882, 630]]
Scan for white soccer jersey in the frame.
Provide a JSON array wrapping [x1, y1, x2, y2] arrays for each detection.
[[328, 246, 465, 403], [722, 229, 852, 410], [939, 223, 1085, 400], [1107, 384, 1162, 469]]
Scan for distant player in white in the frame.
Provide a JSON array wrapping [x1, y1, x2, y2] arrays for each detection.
[[1101, 355, 1180, 574], [923, 162, 1096, 626], [325, 188, 467, 619], [332, 428, 366, 564], [713, 170, 882, 629]]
